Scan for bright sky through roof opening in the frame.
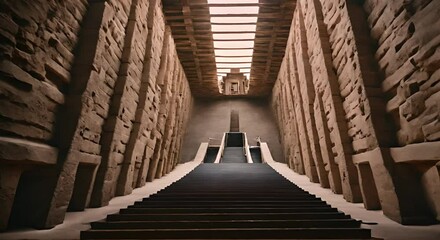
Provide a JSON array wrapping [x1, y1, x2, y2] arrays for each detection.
[[213, 33, 256, 40], [213, 41, 254, 49], [215, 57, 253, 62], [209, 7, 259, 14], [211, 17, 257, 24], [214, 49, 253, 56], [211, 24, 256, 32], [208, 0, 259, 81], [208, 0, 258, 3]]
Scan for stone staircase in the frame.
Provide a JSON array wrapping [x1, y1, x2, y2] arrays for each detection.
[[81, 163, 373, 239]]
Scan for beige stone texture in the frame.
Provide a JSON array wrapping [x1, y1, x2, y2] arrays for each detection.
[[271, 0, 440, 224]]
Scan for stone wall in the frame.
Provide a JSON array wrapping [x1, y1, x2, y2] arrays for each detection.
[[362, 0, 440, 222], [0, 0, 192, 231], [271, 0, 440, 224]]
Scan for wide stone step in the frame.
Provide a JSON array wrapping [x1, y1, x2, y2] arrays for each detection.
[[134, 200, 329, 207], [154, 191, 308, 195], [141, 198, 324, 202], [151, 190, 308, 193], [160, 185, 303, 188], [145, 196, 318, 200], [133, 203, 330, 209], [81, 163, 372, 239], [132, 204, 329, 209], [81, 228, 372, 239], [91, 219, 362, 229], [106, 212, 351, 221], [121, 207, 339, 214]]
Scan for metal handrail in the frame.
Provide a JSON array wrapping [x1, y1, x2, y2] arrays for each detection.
[[258, 140, 274, 164], [243, 132, 253, 163], [194, 142, 209, 164], [214, 133, 226, 163]]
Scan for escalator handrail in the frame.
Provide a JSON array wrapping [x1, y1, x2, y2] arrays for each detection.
[[243, 132, 253, 163], [214, 133, 226, 163]]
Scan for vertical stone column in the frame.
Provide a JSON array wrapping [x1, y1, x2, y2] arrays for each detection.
[[286, 42, 319, 183], [0, 0, 87, 230], [314, 94, 343, 193], [281, 61, 306, 174], [164, 68, 184, 175], [46, 0, 132, 226], [147, 28, 173, 182], [118, 0, 165, 190], [299, 0, 362, 202], [273, 57, 306, 174], [114, 0, 152, 196], [0, 166, 23, 230], [319, 0, 397, 216], [347, 0, 439, 223], [422, 165, 440, 221], [291, 9, 329, 188], [170, 80, 192, 170], [90, 0, 148, 206], [279, 80, 291, 168], [156, 54, 180, 178]]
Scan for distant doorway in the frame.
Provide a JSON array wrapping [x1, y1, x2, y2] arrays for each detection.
[[230, 109, 240, 132]]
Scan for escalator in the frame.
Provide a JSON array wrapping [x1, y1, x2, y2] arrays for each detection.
[[250, 147, 262, 163], [221, 132, 246, 163], [203, 147, 219, 163]]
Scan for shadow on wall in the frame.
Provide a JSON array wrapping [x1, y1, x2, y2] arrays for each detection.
[[180, 97, 284, 163]]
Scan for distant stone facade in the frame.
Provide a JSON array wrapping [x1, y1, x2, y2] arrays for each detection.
[[272, 0, 440, 225], [0, 0, 192, 231], [219, 69, 249, 96]]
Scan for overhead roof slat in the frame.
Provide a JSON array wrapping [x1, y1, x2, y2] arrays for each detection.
[[163, 0, 295, 97]]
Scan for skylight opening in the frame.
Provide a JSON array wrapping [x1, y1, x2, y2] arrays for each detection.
[[208, 0, 259, 94], [210, 17, 257, 24], [216, 63, 251, 68], [214, 49, 253, 56], [213, 33, 256, 40], [214, 41, 254, 49], [209, 7, 259, 14], [217, 69, 250, 73], [208, 0, 258, 3], [212, 24, 256, 32], [215, 57, 253, 63]]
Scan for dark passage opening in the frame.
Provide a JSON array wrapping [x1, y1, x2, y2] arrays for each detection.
[[9, 167, 58, 229], [203, 147, 219, 163], [230, 109, 239, 132], [68, 163, 96, 211], [250, 147, 262, 163], [226, 132, 243, 147]]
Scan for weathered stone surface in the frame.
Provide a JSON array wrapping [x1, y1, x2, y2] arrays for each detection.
[[0, 166, 22, 231], [287, 0, 361, 203], [0, 137, 58, 165], [0, 0, 86, 229], [357, 0, 440, 224], [0, 0, 193, 231], [365, 0, 440, 146], [271, 0, 440, 225]]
